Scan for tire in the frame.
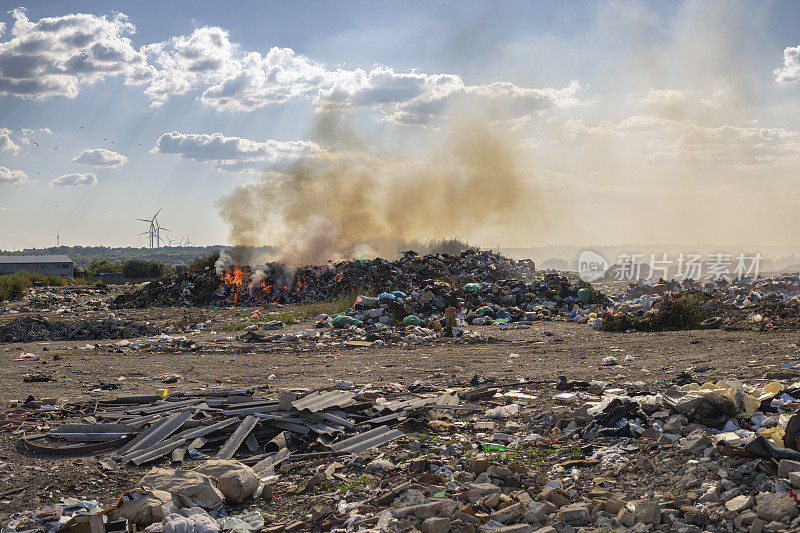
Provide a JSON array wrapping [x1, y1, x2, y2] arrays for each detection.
[[699, 316, 723, 330]]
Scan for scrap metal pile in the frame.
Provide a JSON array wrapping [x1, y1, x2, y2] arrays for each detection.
[[12, 374, 800, 532]]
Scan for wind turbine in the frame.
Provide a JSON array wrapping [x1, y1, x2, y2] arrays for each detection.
[[154, 217, 171, 248], [136, 209, 162, 249]]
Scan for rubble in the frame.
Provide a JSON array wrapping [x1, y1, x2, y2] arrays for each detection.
[[8, 373, 800, 532], [603, 273, 800, 332], [0, 313, 159, 342]]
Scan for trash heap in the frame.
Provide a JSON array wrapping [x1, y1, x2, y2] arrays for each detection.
[[11, 374, 800, 532], [238, 270, 609, 346], [2, 285, 111, 314], [601, 273, 800, 332], [0, 313, 160, 343], [112, 250, 540, 310]]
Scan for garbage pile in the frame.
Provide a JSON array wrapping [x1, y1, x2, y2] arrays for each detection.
[[0, 313, 160, 343], [112, 250, 541, 310], [601, 273, 800, 332], [10, 374, 800, 532], [3, 285, 111, 315]]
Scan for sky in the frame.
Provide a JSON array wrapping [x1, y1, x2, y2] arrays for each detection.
[[0, 0, 799, 254]]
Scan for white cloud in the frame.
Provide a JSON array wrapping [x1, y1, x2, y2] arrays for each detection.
[[0, 8, 150, 99], [775, 45, 800, 83], [152, 131, 321, 172], [560, 115, 800, 167], [639, 89, 691, 105], [0, 128, 20, 154], [20, 128, 53, 135], [0, 10, 582, 124], [201, 47, 334, 111], [142, 26, 238, 106], [50, 172, 97, 186], [318, 67, 580, 125], [0, 166, 27, 184], [140, 26, 580, 121], [72, 148, 127, 167]]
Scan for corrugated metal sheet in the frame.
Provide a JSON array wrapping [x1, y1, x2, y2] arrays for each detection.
[[116, 410, 193, 456], [360, 411, 408, 425], [291, 390, 357, 413], [314, 411, 355, 429], [379, 397, 435, 412], [216, 415, 259, 459], [329, 425, 404, 453], [0, 255, 73, 264]]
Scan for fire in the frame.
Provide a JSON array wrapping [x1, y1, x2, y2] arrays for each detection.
[[223, 267, 246, 302]]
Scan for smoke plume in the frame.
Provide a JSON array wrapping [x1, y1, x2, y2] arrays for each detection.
[[216, 109, 544, 267]]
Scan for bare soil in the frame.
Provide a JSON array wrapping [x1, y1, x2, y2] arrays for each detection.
[[1, 286, 799, 521]]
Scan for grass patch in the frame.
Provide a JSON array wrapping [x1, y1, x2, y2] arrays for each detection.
[[314, 475, 373, 494], [0, 271, 82, 302], [485, 445, 556, 467], [221, 293, 359, 331], [414, 433, 456, 447]]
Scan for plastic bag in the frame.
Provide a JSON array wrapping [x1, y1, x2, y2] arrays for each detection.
[[661, 386, 740, 428], [138, 469, 224, 510], [107, 489, 173, 526], [192, 460, 259, 504]]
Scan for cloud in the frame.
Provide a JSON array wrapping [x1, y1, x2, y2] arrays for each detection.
[[775, 45, 800, 83], [0, 128, 20, 154], [203, 55, 580, 123], [0, 8, 150, 99], [200, 47, 334, 111], [0, 166, 27, 183], [152, 131, 321, 172], [141, 26, 238, 106], [140, 26, 580, 121], [639, 89, 691, 105], [0, 10, 581, 124], [72, 148, 127, 167], [20, 127, 53, 135], [50, 172, 97, 186], [559, 114, 800, 167]]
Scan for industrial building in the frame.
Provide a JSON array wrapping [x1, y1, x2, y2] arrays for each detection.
[[0, 255, 75, 277]]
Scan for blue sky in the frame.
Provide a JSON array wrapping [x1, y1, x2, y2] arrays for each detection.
[[1, 1, 799, 256]]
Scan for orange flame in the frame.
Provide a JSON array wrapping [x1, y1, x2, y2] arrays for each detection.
[[223, 267, 246, 302]]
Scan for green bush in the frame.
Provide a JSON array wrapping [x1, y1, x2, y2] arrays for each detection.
[[601, 292, 708, 332], [85, 259, 123, 277], [599, 312, 638, 332], [645, 293, 708, 331], [0, 271, 71, 301], [122, 259, 164, 279], [190, 252, 220, 272]]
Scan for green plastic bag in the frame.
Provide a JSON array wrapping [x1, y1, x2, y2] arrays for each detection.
[[482, 443, 507, 451], [262, 320, 285, 330], [401, 315, 425, 327], [463, 283, 481, 293], [331, 315, 364, 328], [577, 287, 590, 304], [475, 305, 494, 318]]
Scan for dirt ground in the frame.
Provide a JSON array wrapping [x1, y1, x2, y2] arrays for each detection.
[[1, 286, 800, 521]]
